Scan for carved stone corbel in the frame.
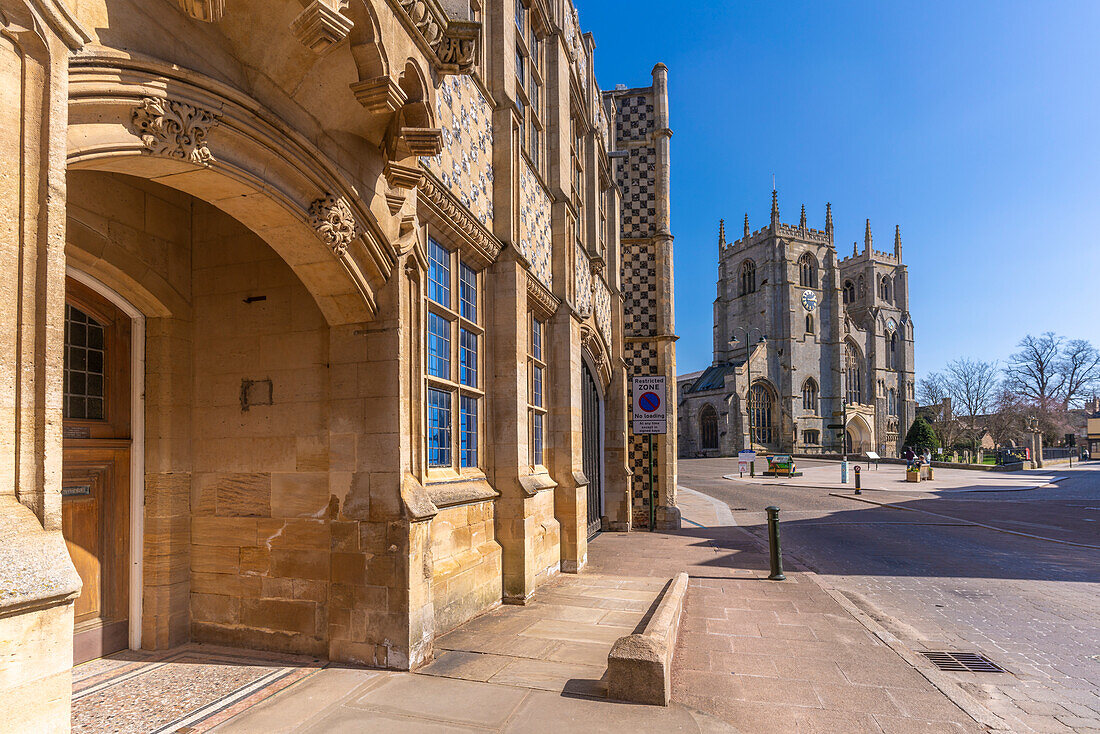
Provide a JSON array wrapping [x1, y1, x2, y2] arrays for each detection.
[[291, 0, 354, 53], [173, 0, 225, 22], [350, 76, 407, 113], [399, 127, 443, 157], [384, 160, 424, 191]]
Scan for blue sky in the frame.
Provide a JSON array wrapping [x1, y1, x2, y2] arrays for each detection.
[[580, 0, 1100, 378]]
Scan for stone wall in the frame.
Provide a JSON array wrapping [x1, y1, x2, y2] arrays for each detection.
[[429, 500, 501, 634]]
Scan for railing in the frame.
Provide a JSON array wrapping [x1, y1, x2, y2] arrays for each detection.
[[1042, 447, 1077, 461]]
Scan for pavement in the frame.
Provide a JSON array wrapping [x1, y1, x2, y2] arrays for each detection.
[[208, 485, 988, 733], [723, 461, 1066, 493], [680, 457, 1100, 734]]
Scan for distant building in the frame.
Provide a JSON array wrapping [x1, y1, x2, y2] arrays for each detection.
[[678, 193, 915, 457]]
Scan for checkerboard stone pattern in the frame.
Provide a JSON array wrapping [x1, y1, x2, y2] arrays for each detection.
[[615, 94, 653, 143], [621, 146, 656, 239], [622, 240, 657, 336]]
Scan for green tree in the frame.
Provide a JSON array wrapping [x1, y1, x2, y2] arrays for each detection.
[[903, 417, 939, 453]]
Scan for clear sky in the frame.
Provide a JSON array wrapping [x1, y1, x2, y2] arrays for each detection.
[[579, 0, 1100, 379]]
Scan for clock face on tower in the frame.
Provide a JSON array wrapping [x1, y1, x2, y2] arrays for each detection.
[[801, 290, 818, 312]]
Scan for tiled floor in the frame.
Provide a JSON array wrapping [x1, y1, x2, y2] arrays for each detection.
[[71, 644, 324, 733]]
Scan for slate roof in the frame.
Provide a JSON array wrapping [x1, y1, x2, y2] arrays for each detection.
[[684, 362, 743, 394]]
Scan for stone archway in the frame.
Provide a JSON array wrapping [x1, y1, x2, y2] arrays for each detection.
[[67, 52, 396, 326], [845, 414, 873, 455]]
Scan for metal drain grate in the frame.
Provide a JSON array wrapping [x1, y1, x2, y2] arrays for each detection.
[[920, 651, 1005, 673]]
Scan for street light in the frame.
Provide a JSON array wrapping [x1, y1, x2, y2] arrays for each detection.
[[729, 329, 767, 450]]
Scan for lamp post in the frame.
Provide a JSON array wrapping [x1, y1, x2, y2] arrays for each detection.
[[729, 329, 767, 451]]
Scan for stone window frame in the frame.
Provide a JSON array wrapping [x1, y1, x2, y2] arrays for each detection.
[[845, 340, 864, 406], [750, 381, 776, 445], [798, 252, 818, 288], [879, 275, 891, 302], [842, 279, 855, 304], [515, 1, 545, 174], [425, 236, 486, 478], [740, 259, 756, 296], [803, 429, 821, 446], [805, 313, 815, 335], [569, 110, 586, 249], [801, 378, 819, 414], [699, 404, 719, 450], [887, 330, 899, 370], [528, 315, 548, 468]]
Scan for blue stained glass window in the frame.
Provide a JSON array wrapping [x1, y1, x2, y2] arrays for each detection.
[[428, 388, 452, 467], [532, 413, 544, 466], [428, 313, 451, 379], [461, 396, 478, 468], [460, 329, 478, 387], [460, 263, 477, 322], [428, 238, 451, 307], [532, 365, 543, 407], [531, 318, 543, 361]]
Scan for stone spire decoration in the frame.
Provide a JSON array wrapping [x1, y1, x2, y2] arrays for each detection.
[[894, 224, 902, 261], [743, 213, 750, 237], [853, 241, 858, 257], [864, 218, 872, 253], [799, 204, 807, 229], [718, 218, 726, 250], [770, 189, 779, 230], [825, 202, 834, 240]]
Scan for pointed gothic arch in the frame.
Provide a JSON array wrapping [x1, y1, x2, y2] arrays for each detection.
[[699, 404, 719, 451], [798, 252, 818, 288], [844, 340, 864, 405]]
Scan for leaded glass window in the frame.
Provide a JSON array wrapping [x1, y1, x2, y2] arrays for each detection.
[[64, 304, 106, 420]]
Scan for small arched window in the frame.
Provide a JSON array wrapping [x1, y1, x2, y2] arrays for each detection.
[[740, 260, 756, 296], [888, 388, 898, 416], [803, 429, 820, 446], [857, 274, 866, 298], [801, 378, 819, 413], [806, 314, 814, 334], [700, 405, 719, 450], [888, 331, 899, 369], [880, 276, 891, 302], [798, 253, 817, 288], [842, 281, 855, 304]]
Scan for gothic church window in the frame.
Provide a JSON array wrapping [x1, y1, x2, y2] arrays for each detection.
[[845, 341, 863, 405], [806, 314, 814, 335], [880, 276, 891, 302], [750, 382, 775, 445], [798, 253, 817, 288], [888, 388, 898, 416], [842, 280, 855, 304], [740, 260, 756, 296], [802, 378, 818, 413], [888, 331, 898, 369], [858, 275, 866, 298], [700, 405, 719, 450]]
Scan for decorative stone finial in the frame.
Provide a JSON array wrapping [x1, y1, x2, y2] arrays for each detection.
[[825, 202, 834, 238], [864, 218, 872, 253], [744, 213, 750, 237], [894, 224, 902, 261], [718, 219, 726, 249], [799, 204, 807, 229], [770, 189, 779, 230]]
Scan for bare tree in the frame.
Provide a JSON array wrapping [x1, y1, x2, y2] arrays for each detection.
[[1057, 339, 1100, 408], [944, 358, 999, 442], [1004, 332, 1063, 412], [917, 372, 949, 407]]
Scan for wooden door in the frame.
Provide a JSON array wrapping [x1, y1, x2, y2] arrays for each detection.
[[63, 278, 132, 664]]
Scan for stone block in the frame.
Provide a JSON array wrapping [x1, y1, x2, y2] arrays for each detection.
[[270, 549, 329, 581], [270, 472, 330, 518], [607, 573, 688, 706], [191, 545, 240, 574], [191, 592, 239, 625], [240, 598, 318, 635], [192, 516, 259, 547]]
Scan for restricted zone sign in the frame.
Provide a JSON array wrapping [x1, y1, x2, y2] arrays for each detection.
[[632, 376, 667, 435]]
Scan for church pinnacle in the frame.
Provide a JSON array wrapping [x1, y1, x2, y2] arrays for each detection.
[[864, 218, 873, 253], [718, 218, 726, 249], [825, 202, 834, 240], [770, 189, 779, 230], [894, 224, 902, 261], [799, 204, 807, 229], [743, 213, 750, 238]]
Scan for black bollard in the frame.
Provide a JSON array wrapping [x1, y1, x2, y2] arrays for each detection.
[[854, 466, 862, 495], [765, 506, 785, 581]]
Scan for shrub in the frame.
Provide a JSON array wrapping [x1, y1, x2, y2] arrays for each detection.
[[903, 417, 940, 453]]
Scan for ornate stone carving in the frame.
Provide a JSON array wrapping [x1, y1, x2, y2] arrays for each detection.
[[527, 275, 561, 321], [291, 1, 354, 53], [419, 173, 502, 267], [131, 97, 218, 165], [173, 0, 225, 22], [391, 0, 479, 76], [400, 127, 443, 157], [309, 195, 359, 256], [350, 76, 407, 113]]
